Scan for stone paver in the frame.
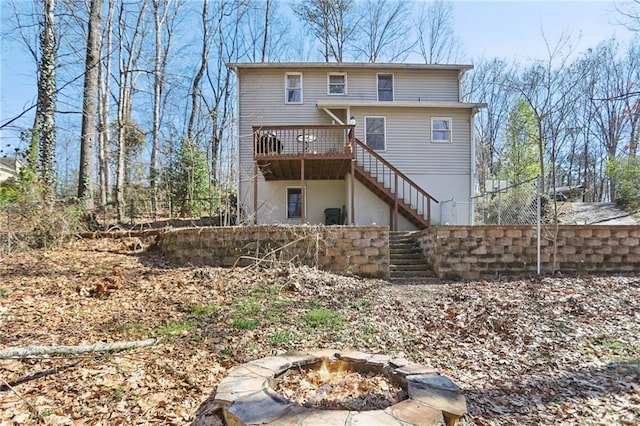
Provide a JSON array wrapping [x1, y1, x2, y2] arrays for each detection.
[[299, 409, 351, 425], [385, 399, 443, 425], [213, 349, 467, 426], [408, 375, 467, 424]]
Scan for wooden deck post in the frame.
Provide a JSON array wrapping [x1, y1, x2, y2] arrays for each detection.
[[350, 158, 355, 225], [393, 174, 398, 231], [301, 159, 306, 223], [253, 163, 258, 225]]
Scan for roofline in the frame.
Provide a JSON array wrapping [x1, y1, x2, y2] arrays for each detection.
[[316, 100, 487, 110], [227, 62, 474, 72]]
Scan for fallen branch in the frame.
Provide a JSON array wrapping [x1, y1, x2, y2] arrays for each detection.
[[0, 338, 156, 359], [0, 377, 37, 412], [232, 235, 310, 270], [1, 362, 79, 391]]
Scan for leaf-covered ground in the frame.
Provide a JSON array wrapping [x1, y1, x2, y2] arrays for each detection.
[[0, 239, 638, 425]]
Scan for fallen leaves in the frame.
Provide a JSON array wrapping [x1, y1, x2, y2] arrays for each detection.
[[0, 239, 638, 425]]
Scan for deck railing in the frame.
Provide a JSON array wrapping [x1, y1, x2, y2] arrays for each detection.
[[252, 125, 355, 158], [353, 138, 438, 226]]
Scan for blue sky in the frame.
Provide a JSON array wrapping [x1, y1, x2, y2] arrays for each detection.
[[0, 0, 636, 155], [454, 0, 633, 60]]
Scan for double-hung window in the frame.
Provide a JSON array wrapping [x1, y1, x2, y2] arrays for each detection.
[[287, 187, 303, 219], [285, 73, 302, 104], [365, 117, 386, 151], [328, 73, 346, 95], [431, 117, 452, 143], [377, 74, 393, 101]]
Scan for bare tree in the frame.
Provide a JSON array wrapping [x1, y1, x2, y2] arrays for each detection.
[[114, 0, 148, 221], [463, 59, 516, 191], [97, 0, 115, 211], [78, 0, 103, 212], [616, 0, 640, 32], [582, 40, 637, 200], [150, 0, 180, 220], [294, 0, 359, 62], [506, 35, 584, 194], [351, 0, 412, 63], [414, 0, 461, 64], [242, 0, 289, 62]]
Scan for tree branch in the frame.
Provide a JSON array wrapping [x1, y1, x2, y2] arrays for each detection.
[[0, 339, 156, 359]]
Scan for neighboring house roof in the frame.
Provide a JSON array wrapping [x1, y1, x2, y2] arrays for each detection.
[[227, 62, 474, 72]]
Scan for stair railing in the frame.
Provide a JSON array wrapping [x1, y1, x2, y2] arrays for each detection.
[[352, 138, 438, 227]]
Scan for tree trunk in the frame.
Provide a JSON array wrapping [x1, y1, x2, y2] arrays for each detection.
[[260, 0, 270, 62], [78, 0, 103, 212], [38, 0, 57, 204], [98, 0, 114, 212]]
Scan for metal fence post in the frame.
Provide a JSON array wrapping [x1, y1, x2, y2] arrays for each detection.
[[536, 175, 541, 275]]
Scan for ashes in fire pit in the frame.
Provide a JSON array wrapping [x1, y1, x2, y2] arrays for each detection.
[[213, 350, 467, 426], [274, 358, 406, 411]]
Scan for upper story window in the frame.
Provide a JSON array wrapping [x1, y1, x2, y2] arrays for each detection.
[[377, 74, 393, 101], [365, 116, 386, 151], [328, 73, 347, 95], [285, 73, 303, 104], [431, 117, 452, 143]]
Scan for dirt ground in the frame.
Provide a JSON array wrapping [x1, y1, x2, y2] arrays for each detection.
[[559, 202, 640, 225], [0, 238, 639, 425]]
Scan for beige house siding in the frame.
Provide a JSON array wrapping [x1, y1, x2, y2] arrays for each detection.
[[234, 64, 476, 227], [351, 107, 471, 174]]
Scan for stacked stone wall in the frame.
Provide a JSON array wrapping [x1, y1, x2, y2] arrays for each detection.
[[418, 225, 640, 280], [157, 225, 389, 278]]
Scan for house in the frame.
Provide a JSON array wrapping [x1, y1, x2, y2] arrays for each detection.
[[228, 62, 485, 230], [0, 157, 23, 183]]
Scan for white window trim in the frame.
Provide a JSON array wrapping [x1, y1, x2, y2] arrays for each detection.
[[364, 116, 387, 151], [377, 73, 394, 101], [286, 186, 305, 219], [327, 72, 347, 96], [285, 72, 303, 104], [431, 117, 452, 143]]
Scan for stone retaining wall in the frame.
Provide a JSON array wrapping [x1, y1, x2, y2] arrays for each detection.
[[418, 225, 640, 280], [156, 225, 389, 278]]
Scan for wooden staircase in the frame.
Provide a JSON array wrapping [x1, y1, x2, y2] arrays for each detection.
[[352, 138, 438, 230], [389, 231, 437, 281]]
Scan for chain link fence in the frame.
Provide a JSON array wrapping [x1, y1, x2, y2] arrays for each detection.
[[472, 177, 541, 225]]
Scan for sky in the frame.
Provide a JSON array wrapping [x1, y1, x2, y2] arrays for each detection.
[[0, 0, 637, 156]]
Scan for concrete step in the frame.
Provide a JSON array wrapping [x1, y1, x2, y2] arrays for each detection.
[[388, 231, 436, 280], [390, 263, 433, 271], [391, 259, 429, 268], [391, 271, 437, 280], [390, 250, 420, 256]]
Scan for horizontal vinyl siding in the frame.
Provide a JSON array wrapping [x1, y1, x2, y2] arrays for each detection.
[[239, 67, 462, 168], [319, 68, 460, 102], [352, 107, 472, 175], [237, 66, 469, 220], [394, 69, 459, 102]]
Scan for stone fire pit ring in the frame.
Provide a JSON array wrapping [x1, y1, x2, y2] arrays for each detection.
[[213, 349, 467, 426]]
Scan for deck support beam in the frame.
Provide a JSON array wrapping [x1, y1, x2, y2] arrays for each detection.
[[301, 158, 306, 223], [253, 163, 258, 224]]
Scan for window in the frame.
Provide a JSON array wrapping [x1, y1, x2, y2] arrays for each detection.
[[287, 187, 303, 219], [377, 74, 393, 101], [285, 73, 302, 104], [365, 117, 386, 151], [431, 118, 452, 143], [328, 73, 346, 95]]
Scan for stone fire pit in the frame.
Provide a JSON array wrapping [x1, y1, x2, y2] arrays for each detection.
[[213, 349, 467, 426]]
